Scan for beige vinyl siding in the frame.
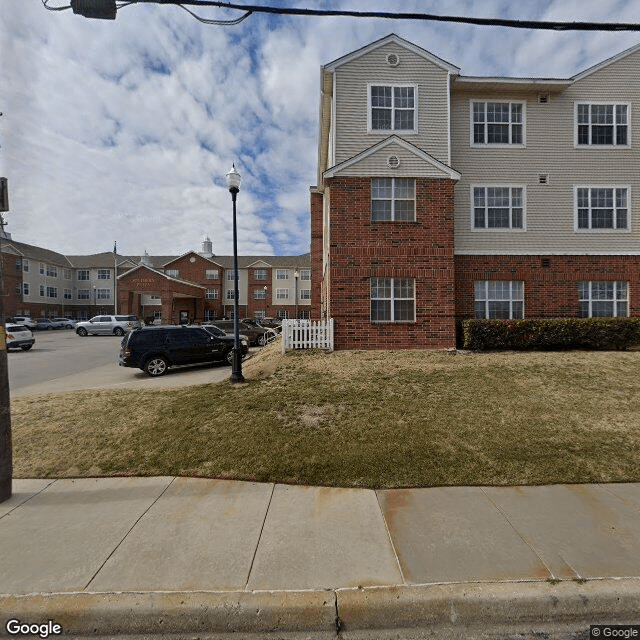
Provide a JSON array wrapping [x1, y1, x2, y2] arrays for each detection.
[[331, 142, 452, 178], [333, 41, 450, 167], [452, 51, 640, 254]]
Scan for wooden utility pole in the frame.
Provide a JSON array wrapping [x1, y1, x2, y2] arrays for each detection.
[[0, 177, 11, 502]]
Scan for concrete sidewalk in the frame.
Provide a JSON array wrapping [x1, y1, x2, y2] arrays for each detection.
[[1, 477, 639, 638]]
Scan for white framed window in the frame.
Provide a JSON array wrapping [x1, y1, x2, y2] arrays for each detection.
[[22, 259, 29, 273], [46, 265, 58, 278], [276, 269, 289, 280], [472, 186, 525, 230], [369, 85, 417, 132], [46, 286, 58, 298], [254, 310, 266, 320], [39, 263, 45, 275], [226, 289, 235, 300], [226, 270, 238, 281], [471, 101, 525, 146], [254, 269, 268, 280], [254, 288, 267, 300], [299, 289, 311, 300], [97, 269, 111, 280], [299, 310, 310, 320], [39, 285, 45, 297], [205, 288, 218, 299], [78, 289, 90, 300], [204, 309, 215, 322], [22, 283, 29, 296], [371, 178, 416, 222], [579, 281, 628, 317], [371, 277, 415, 322], [165, 269, 179, 278], [276, 288, 289, 300], [205, 269, 219, 280], [299, 269, 311, 281], [63, 289, 72, 300], [64, 269, 72, 280], [474, 281, 524, 319], [575, 103, 629, 147], [96, 288, 111, 300], [575, 187, 629, 230], [77, 270, 90, 281], [277, 309, 289, 319], [14, 284, 21, 295]]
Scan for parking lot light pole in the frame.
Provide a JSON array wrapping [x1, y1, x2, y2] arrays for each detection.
[[226, 164, 245, 384]]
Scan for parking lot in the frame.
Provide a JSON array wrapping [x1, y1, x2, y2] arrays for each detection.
[[8, 329, 239, 398]]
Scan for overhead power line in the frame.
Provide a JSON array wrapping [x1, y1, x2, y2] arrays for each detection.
[[43, 0, 640, 30]]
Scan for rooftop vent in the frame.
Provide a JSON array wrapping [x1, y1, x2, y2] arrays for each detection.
[[539, 174, 549, 185], [387, 155, 400, 168], [538, 93, 550, 104]]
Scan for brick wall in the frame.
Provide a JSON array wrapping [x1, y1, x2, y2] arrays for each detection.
[[326, 176, 457, 350], [455, 254, 640, 318]]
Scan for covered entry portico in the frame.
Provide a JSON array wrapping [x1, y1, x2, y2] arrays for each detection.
[[117, 265, 206, 324]]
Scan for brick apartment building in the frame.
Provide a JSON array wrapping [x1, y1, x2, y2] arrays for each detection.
[[311, 34, 640, 349], [0, 235, 311, 324]]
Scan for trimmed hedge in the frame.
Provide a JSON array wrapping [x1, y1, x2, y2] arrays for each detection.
[[461, 317, 640, 351]]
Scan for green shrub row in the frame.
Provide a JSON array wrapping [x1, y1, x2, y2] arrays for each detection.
[[461, 317, 640, 351]]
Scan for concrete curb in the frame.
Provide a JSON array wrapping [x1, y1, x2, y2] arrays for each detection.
[[2, 579, 640, 638]]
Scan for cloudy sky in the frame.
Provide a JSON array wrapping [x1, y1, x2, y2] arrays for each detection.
[[2, 1, 640, 258]]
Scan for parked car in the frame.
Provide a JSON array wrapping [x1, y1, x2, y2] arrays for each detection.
[[10, 316, 36, 330], [34, 318, 59, 331], [51, 317, 77, 329], [5, 324, 35, 351], [119, 325, 249, 376], [210, 319, 275, 346], [202, 324, 250, 343], [76, 315, 141, 337]]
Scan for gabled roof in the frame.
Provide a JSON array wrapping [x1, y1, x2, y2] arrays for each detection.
[[117, 264, 206, 290], [323, 33, 460, 74], [246, 259, 273, 268], [162, 251, 223, 268], [573, 41, 640, 81], [10, 240, 73, 267], [323, 135, 461, 181]]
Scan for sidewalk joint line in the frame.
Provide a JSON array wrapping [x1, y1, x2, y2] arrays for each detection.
[[375, 489, 406, 585], [244, 482, 275, 590], [83, 477, 177, 591], [479, 487, 556, 580], [0, 479, 57, 520]]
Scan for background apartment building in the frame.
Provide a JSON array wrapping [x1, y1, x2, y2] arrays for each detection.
[[0, 235, 310, 323], [311, 34, 640, 349]]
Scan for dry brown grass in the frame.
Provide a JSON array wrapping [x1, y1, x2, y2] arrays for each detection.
[[10, 346, 640, 488]]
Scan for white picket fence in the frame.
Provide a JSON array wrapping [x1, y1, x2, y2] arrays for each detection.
[[281, 319, 334, 353]]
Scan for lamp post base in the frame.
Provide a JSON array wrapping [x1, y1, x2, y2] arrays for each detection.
[[230, 349, 245, 384]]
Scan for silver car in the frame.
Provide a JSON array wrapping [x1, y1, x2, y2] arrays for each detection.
[[75, 315, 141, 337]]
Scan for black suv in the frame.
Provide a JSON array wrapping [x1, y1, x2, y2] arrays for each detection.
[[119, 326, 248, 376]]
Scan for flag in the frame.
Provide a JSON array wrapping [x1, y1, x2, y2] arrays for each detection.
[[113, 241, 117, 255]]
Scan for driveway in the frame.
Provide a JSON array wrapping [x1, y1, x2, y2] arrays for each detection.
[[8, 330, 237, 397]]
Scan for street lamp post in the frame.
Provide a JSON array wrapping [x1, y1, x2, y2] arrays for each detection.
[[226, 164, 245, 384], [263, 285, 268, 319], [294, 270, 299, 319]]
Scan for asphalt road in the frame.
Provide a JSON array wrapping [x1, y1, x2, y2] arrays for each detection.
[[7, 329, 236, 397]]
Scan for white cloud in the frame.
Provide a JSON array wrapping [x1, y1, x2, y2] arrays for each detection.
[[2, 1, 639, 258]]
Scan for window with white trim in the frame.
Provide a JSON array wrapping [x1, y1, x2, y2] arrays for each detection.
[[254, 269, 268, 280], [276, 288, 289, 300], [371, 178, 416, 222], [226, 289, 235, 300], [474, 281, 524, 319], [22, 283, 29, 296], [78, 289, 90, 300], [64, 269, 72, 280], [226, 270, 238, 281], [576, 187, 629, 230], [254, 310, 266, 320], [370, 85, 416, 132], [39, 263, 45, 275], [96, 288, 111, 300], [165, 269, 179, 278], [22, 259, 29, 273], [276, 309, 289, 319], [276, 269, 288, 280], [205, 269, 219, 280], [64, 289, 72, 300], [77, 270, 90, 281], [472, 101, 524, 145], [46, 265, 58, 278], [46, 286, 58, 298], [299, 289, 311, 301], [205, 288, 218, 299], [299, 269, 311, 281], [254, 288, 267, 300], [578, 281, 628, 317], [473, 186, 524, 229], [576, 103, 629, 146], [371, 278, 415, 322], [39, 285, 45, 297], [97, 269, 111, 279], [204, 309, 215, 322]]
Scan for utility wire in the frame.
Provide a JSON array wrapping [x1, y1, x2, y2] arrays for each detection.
[[42, 0, 640, 31]]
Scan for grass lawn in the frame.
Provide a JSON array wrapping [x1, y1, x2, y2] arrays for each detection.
[[10, 342, 640, 488]]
